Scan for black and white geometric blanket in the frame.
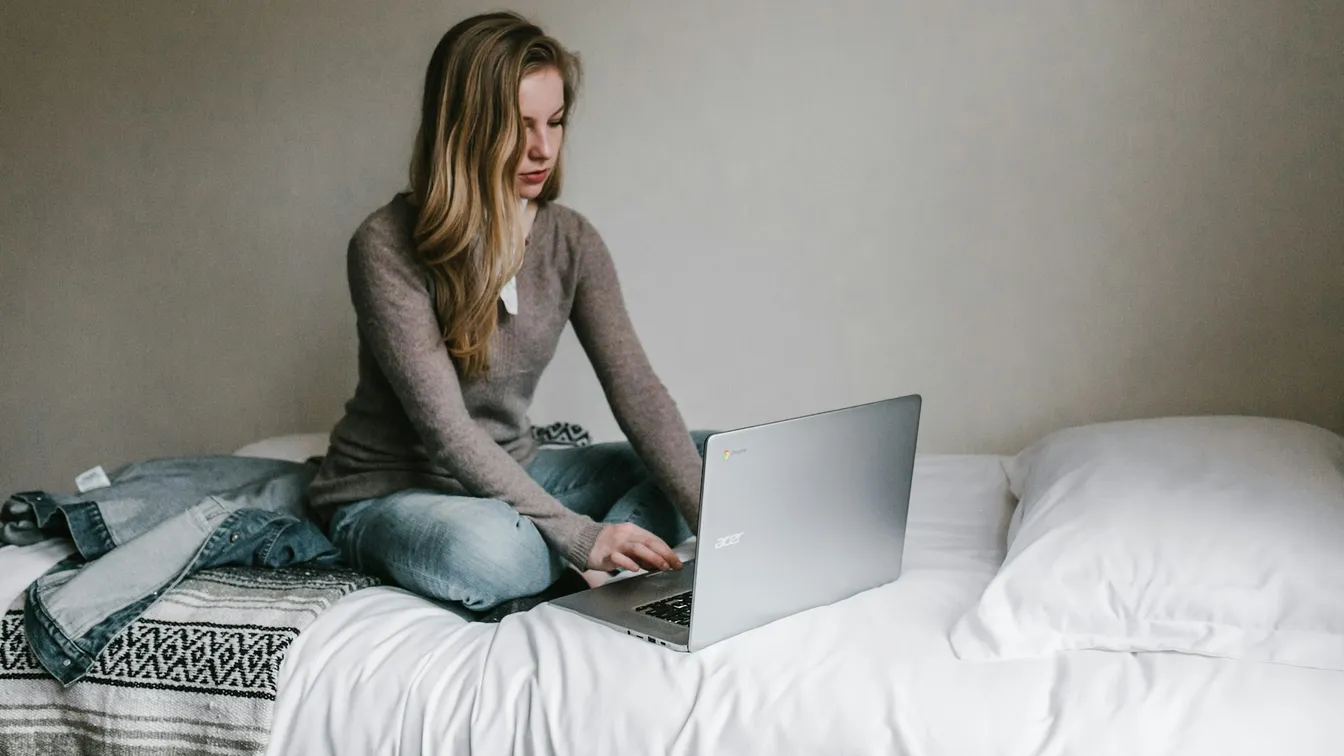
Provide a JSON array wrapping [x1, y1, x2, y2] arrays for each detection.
[[532, 421, 592, 448], [0, 565, 377, 756]]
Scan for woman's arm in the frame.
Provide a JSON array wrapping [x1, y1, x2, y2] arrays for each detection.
[[568, 216, 704, 531], [348, 221, 604, 568]]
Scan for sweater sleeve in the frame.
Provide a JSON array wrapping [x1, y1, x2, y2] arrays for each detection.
[[347, 224, 604, 568], [567, 216, 704, 531]]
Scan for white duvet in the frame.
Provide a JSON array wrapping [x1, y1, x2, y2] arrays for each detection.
[[4, 456, 1340, 755]]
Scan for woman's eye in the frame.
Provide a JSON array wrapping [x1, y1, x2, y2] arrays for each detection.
[[548, 121, 564, 129]]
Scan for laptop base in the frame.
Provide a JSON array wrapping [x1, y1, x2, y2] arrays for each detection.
[[549, 564, 695, 651]]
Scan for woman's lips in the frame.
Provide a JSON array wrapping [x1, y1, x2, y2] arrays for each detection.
[[519, 169, 549, 185]]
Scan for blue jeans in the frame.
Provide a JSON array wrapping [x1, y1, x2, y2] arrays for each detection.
[[328, 432, 711, 612]]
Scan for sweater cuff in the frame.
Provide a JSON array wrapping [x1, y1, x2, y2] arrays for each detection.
[[565, 518, 605, 570]]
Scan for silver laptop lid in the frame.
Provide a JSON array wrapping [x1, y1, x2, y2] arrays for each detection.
[[687, 394, 921, 651]]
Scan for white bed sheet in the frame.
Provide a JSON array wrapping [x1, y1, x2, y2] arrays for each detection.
[[3, 455, 1340, 755]]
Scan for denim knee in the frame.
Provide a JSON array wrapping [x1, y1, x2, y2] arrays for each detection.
[[328, 492, 563, 612], [434, 512, 562, 611]]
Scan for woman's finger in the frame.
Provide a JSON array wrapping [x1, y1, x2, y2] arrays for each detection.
[[645, 537, 682, 570], [610, 551, 641, 573], [630, 542, 670, 572]]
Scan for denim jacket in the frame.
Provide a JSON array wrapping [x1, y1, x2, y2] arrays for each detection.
[[1, 455, 338, 686]]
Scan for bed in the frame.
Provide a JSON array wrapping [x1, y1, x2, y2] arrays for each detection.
[[3, 444, 1339, 755]]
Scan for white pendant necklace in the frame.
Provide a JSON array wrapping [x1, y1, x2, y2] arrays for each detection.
[[499, 198, 525, 315]]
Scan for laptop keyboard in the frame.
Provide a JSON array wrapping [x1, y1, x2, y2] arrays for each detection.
[[635, 591, 694, 627]]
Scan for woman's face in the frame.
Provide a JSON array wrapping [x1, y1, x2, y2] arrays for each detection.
[[515, 67, 566, 199]]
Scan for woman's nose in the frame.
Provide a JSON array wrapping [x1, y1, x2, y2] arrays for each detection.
[[527, 127, 553, 161]]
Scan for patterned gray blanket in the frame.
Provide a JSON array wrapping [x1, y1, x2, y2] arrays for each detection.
[[0, 565, 376, 756]]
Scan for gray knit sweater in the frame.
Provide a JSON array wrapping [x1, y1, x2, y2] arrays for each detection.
[[308, 194, 703, 568]]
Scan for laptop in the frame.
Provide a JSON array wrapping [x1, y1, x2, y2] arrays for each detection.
[[550, 393, 921, 652]]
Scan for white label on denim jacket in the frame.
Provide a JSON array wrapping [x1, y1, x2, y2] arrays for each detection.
[[75, 465, 111, 492]]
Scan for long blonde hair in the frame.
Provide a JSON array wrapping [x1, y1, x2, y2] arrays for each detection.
[[409, 12, 580, 377]]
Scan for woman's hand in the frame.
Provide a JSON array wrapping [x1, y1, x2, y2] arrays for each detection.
[[587, 523, 683, 573]]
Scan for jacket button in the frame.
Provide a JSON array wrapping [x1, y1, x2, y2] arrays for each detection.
[[230, 533, 239, 543]]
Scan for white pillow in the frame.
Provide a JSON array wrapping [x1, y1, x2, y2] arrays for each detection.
[[950, 416, 1344, 671], [232, 433, 330, 463]]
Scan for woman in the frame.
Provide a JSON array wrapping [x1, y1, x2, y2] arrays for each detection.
[[307, 11, 707, 617]]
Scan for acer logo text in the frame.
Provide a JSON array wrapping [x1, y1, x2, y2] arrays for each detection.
[[713, 532, 743, 549]]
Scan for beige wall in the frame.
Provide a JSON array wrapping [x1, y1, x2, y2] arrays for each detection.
[[2, 0, 1341, 493]]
